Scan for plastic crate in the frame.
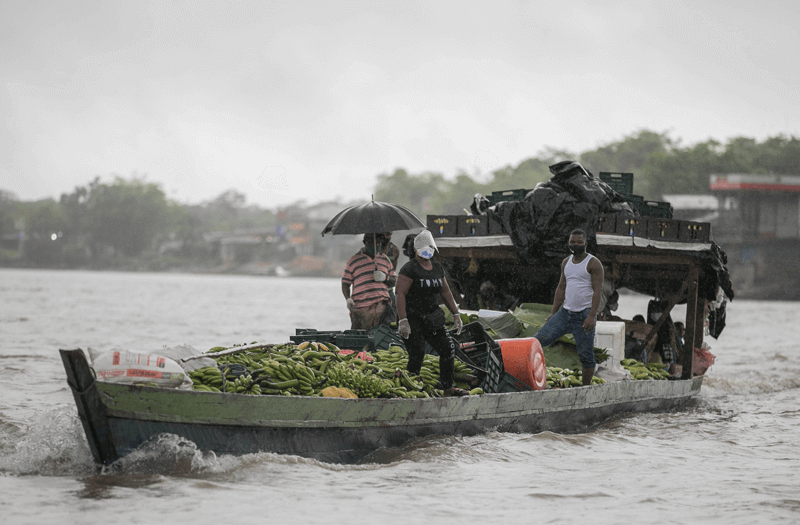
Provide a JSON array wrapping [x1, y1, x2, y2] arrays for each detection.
[[457, 215, 488, 236], [452, 322, 502, 356], [488, 214, 504, 234], [479, 349, 504, 393], [596, 213, 617, 234], [640, 200, 674, 219], [486, 189, 529, 206], [334, 330, 372, 351], [456, 342, 493, 369], [616, 215, 648, 237], [289, 329, 337, 344], [496, 371, 534, 393], [599, 172, 634, 196], [370, 325, 406, 351], [679, 221, 711, 243], [646, 218, 681, 241], [427, 215, 458, 237], [625, 194, 645, 210]]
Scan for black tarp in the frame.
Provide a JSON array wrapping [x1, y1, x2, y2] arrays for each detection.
[[469, 160, 735, 307], [472, 160, 636, 258]]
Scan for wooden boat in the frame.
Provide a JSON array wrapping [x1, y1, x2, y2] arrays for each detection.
[[61, 193, 731, 466], [61, 348, 702, 465]]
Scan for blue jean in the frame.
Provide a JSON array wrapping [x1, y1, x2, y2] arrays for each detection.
[[534, 307, 596, 368]]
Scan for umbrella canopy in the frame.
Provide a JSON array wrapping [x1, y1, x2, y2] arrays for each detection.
[[321, 200, 425, 236]]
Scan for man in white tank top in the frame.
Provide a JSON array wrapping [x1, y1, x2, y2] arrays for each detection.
[[533, 229, 604, 386]]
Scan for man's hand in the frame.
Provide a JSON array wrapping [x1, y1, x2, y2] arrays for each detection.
[[398, 318, 411, 339], [583, 315, 596, 333], [346, 298, 356, 311]]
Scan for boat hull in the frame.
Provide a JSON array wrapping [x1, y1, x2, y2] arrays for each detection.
[[61, 349, 703, 464]]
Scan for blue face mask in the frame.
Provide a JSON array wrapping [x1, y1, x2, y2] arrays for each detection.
[[418, 246, 435, 259]]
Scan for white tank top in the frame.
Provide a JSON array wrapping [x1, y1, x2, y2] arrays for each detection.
[[563, 254, 595, 312]]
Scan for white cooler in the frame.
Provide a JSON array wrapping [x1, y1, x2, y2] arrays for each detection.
[[594, 321, 631, 380]]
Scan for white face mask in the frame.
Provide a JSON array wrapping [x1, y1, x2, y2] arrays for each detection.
[[650, 313, 661, 321], [418, 246, 435, 259]]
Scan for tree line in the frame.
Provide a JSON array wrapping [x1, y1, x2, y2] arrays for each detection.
[[375, 130, 800, 216], [0, 177, 277, 268], [2, 130, 799, 269]]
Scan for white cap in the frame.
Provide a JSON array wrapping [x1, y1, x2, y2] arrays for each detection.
[[413, 230, 438, 253]]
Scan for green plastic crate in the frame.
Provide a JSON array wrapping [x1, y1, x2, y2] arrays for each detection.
[[486, 188, 529, 206], [599, 172, 634, 196], [290, 329, 336, 344], [640, 200, 674, 219]]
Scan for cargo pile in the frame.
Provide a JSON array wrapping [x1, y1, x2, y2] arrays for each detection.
[[188, 341, 483, 398]]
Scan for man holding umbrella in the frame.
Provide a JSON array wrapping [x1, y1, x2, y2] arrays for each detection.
[[322, 198, 425, 329], [341, 233, 397, 330]]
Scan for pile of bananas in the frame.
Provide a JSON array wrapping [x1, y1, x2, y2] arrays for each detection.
[[621, 359, 671, 380], [545, 367, 607, 389], [188, 341, 483, 399]]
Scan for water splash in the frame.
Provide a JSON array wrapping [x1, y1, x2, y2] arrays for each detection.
[[0, 407, 95, 476]]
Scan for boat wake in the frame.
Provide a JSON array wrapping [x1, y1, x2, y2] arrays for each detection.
[[703, 374, 800, 395], [0, 407, 94, 476]]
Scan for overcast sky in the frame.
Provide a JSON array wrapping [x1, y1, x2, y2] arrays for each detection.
[[2, 0, 798, 209]]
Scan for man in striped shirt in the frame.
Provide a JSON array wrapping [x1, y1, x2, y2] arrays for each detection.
[[341, 233, 398, 330]]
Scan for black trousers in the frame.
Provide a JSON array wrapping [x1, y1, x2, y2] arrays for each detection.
[[405, 315, 455, 390]]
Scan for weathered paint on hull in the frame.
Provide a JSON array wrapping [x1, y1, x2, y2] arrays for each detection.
[[61, 349, 702, 464], [103, 386, 697, 463]]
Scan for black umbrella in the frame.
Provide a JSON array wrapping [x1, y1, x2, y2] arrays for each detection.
[[321, 199, 425, 236]]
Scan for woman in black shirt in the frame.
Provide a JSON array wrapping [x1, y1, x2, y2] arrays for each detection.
[[396, 230, 467, 397]]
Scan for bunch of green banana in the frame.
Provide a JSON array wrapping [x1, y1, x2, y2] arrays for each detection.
[[545, 367, 607, 389], [189, 366, 223, 392], [223, 374, 263, 395], [594, 347, 610, 364], [620, 359, 671, 380], [324, 362, 397, 398]]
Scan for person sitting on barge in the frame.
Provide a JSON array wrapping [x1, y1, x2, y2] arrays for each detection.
[[395, 230, 468, 397], [533, 229, 604, 386], [647, 299, 682, 376]]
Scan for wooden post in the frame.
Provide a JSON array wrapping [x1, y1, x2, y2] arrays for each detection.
[[681, 267, 702, 379]]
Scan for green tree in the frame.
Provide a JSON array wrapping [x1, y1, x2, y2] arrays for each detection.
[[0, 190, 18, 240], [374, 168, 449, 218], [487, 158, 552, 191], [580, 130, 673, 190], [640, 139, 723, 197], [19, 199, 71, 265], [83, 176, 170, 257], [427, 171, 486, 215]]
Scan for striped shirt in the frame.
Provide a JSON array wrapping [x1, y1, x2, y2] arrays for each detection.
[[342, 250, 396, 309]]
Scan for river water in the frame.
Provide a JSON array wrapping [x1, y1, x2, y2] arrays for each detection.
[[1, 269, 798, 524]]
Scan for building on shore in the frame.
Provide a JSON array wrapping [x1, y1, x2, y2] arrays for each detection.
[[709, 174, 800, 300]]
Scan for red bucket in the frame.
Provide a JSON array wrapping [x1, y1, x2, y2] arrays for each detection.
[[496, 337, 547, 390]]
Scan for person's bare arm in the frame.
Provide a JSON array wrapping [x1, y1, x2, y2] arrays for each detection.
[[583, 257, 605, 332], [395, 274, 412, 320]]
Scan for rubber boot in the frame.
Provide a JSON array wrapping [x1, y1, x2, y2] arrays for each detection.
[[582, 367, 595, 386]]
